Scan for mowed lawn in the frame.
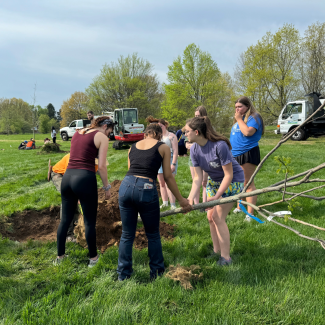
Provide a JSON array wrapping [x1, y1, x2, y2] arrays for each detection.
[[1, 131, 325, 324]]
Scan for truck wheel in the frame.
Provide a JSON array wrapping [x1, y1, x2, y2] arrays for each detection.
[[291, 129, 306, 141], [113, 141, 123, 150], [61, 132, 69, 141]]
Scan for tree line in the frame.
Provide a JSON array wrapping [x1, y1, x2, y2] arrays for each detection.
[[0, 100, 60, 134], [1, 21, 324, 134]]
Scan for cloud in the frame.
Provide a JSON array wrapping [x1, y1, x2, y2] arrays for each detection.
[[0, 0, 324, 110]]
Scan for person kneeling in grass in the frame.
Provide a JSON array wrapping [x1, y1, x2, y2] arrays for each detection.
[[185, 117, 244, 266]]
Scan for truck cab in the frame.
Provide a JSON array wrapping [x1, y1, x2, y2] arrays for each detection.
[[275, 93, 325, 141], [60, 119, 90, 141]]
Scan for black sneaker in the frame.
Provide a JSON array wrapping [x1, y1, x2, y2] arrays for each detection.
[[205, 251, 220, 259], [217, 257, 232, 266]]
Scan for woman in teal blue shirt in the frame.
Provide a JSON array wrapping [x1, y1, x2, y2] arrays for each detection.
[[230, 96, 264, 221]]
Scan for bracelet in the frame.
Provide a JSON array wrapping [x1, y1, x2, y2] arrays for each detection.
[[102, 184, 111, 191]]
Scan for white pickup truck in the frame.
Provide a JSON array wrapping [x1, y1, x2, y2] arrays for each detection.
[[60, 119, 90, 141]]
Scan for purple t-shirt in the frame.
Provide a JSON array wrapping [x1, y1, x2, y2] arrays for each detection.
[[190, 140, 244, 183]]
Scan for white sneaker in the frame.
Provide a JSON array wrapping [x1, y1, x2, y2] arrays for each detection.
[[244, 215, 252, 222], [233, 208, 243, 214], [170, 205, 177, 210], [160, 203, 168, 209]]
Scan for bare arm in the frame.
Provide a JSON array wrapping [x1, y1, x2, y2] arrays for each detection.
[[235, 112, 256, 137], [128, 148, 131, 170], [160, 145, 191, 211], [188, 167, 203, 204], [94, 132, 109, 187], [169, 132, 178, 162]]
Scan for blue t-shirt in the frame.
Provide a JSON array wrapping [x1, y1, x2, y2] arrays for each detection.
[[190, 140, 244, 183], [176, 130, 185, 147], [230, 115, 263, 157]]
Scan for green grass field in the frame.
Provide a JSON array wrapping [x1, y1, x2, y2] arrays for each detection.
[[1, 131, 325, 324]]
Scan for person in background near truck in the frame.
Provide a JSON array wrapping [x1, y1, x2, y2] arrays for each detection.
[[87, 111, 94, 124], [230, 96, 264, 222], [50, 154, 79, 242], [51, 126, 57, 144], [147, 116, 179, 210], [55, 116, 113, 267], [176, 127, 187, 157], [25, 138, 35, 150], [117, 123, 192, 281], [185, 106, 208, 207], [186, 116, 244, 266]]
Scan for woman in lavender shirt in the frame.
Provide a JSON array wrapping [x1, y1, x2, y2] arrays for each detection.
[[185, 117, 244, 266]]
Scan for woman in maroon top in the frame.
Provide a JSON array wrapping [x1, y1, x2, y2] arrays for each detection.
[[55, 116, 114, 267]]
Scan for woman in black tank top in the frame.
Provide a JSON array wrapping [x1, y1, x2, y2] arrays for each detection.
[[117, 123, 191, 281]]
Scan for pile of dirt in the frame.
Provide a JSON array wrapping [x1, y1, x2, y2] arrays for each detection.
[[0, 180, 173, 252], [75, 180, 172, 252], [0, 206, 61, 242]]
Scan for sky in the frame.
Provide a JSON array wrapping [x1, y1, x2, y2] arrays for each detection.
[[1, 0, 324, 112]]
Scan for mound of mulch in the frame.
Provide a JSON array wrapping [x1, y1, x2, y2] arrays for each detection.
[[0, 180, 173, 252]]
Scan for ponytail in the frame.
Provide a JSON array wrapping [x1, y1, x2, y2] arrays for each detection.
[[186, 116, 232, 149]]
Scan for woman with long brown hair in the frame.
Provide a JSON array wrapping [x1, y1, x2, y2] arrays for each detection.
[[230, 96, 264, 221], [55, 116, 113, 267], [185, 116, 244, 266], [117, 123, 191, 280], [147, 116, 179, 210]]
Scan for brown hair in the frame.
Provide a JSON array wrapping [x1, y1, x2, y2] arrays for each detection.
[[195, 105, 208, 117], [87, 110, 94, 114], [235, 96, 265, 135], [80, 116, 113, 134], [146, 116, 169, 128], [186, 116, 232, 149], [144, 124, 162, 140]]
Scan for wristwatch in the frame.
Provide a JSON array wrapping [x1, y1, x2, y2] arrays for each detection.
[[172, 163, 176, 166], [102, 184, 111, 191]]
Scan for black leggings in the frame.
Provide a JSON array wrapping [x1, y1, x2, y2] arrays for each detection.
[[57, 169, 98, 257]]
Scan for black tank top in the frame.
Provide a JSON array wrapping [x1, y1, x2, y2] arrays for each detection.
[[126, 141, 164, 179]]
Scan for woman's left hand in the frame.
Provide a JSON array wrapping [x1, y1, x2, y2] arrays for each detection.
[[205, 195, 220, 211], [235, 110, 243, 121]]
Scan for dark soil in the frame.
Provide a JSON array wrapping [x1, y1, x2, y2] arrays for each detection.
[[0, 180, 173, 252]]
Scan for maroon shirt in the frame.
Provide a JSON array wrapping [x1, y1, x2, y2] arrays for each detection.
[[67, 130, 99, 173]]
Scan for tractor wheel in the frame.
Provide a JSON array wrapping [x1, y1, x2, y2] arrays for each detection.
[[291, 129, 306, 141], [61, 132, 69, 141], [113, 141, 123, 150]]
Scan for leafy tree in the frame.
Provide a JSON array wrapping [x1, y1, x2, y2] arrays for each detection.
[[0, 98, 32, 134], [37, 106, 48, 117], [162, 43, 234, 129], [39, 114, 51, 133], [299, 22, 325, 94], [86, 53, 163, 119], [47, 103, 56, 119], [60, 91, 88, 128], [234, 24, 302, 123]]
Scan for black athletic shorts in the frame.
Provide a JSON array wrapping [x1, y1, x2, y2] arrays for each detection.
[[178, 146, 187, 156], [234, 146, 260, 166]]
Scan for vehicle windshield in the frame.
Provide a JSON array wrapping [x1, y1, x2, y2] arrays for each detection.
[[123, 109, 138, 124], [281, 103, 302, 119]]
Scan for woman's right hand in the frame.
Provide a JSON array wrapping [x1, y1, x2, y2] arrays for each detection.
[[178, 197, 192, 214], [105, 190, 111, 200]]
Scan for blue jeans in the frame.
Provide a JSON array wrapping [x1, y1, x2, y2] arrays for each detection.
[[117, 175, 165, 279]]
